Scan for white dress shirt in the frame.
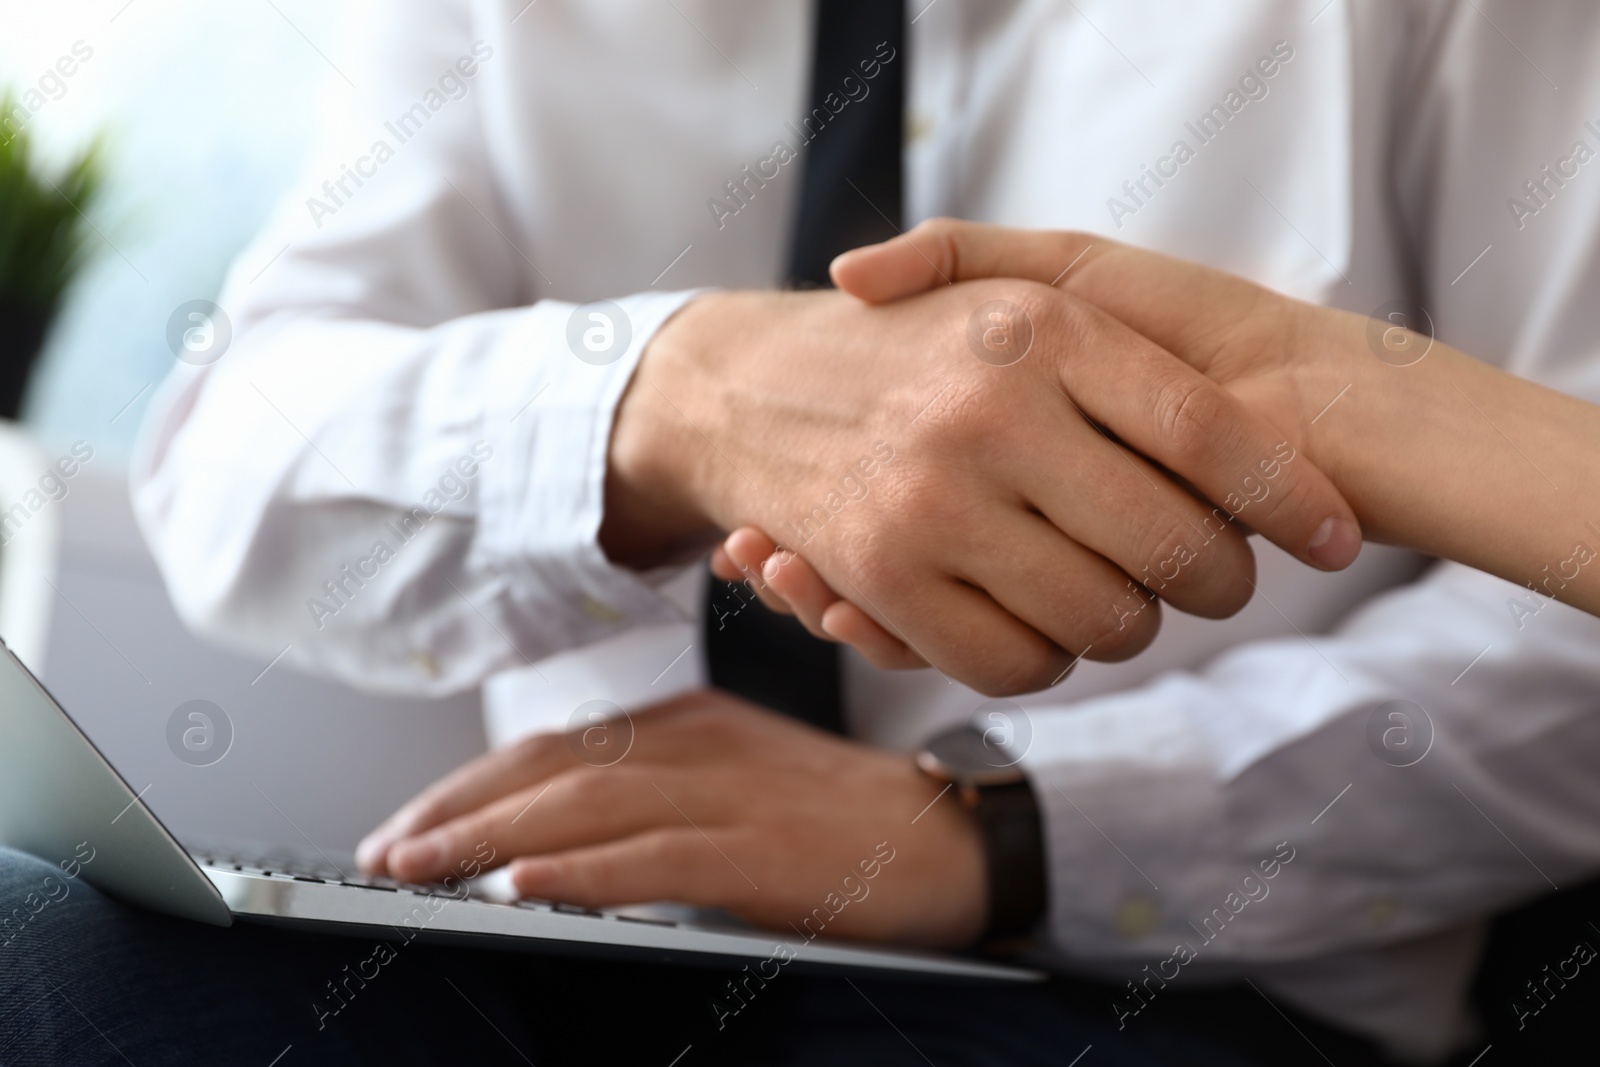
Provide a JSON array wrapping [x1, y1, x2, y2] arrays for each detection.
[[131, 1, 1600, 1059]]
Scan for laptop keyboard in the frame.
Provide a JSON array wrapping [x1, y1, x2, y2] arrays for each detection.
[[190, 847, 680, 927], [196, 848, 485, 897]]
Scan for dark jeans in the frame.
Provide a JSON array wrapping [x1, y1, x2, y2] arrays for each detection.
[[0, 847, 1356, 1066]]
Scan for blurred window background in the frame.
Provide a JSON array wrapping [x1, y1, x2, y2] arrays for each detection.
[[0, 0, 485, 852], [3, 0, 337, 451]]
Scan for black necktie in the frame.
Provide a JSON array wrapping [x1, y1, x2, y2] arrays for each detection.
[[702, 0, 905, 733]]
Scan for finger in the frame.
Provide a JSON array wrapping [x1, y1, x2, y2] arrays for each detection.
[[720, 527, 800, 617], [1044, 293, 1360, 572], [831, 217, 1082, 303], [1024, 396, 1260, 620], [845, 567, 1077, 697], [709, 544, 742, 583], [751, 542, 925, 665], [819, 601, 927, 670], [386, 766, 726, 885], [511, 829, 753, 912], [949, 507, 1165, 664], [363, 694, 752, 875], [753, 544, 852, 643], [960, 363, 1260, 620], [835, 220, 1361, 570], [835, 219, 1278, 384], [357, 731, 577, 874]]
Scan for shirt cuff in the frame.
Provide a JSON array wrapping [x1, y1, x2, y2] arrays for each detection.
[[1022, 666, 1388, 962], [474, 288, 706, 646]]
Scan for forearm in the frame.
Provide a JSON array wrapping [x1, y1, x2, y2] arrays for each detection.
[[1032, 564, 1600, 966], [133, 295, 694, 694], [826, 220, 1600, 619], [600, 290, 747, 568], [1319, 322, 1600, 615]]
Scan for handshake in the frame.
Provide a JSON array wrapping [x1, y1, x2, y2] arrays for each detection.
[[603, 219, 1590, 694]]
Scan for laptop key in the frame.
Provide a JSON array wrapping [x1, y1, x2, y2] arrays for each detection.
[[553, 902, 606, 917]]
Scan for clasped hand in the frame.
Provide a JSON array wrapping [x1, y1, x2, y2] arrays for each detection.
[[608, 220, 1363, 696], [363, 220, 1379, 943], [707, 219, 1375, 676]]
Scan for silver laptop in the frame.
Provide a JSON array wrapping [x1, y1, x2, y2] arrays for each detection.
[[0, 640, 1037, 982]]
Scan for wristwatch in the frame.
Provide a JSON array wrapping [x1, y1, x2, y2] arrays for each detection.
[[915, 724, 1048, 941]]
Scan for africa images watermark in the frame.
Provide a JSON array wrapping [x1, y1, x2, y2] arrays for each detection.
[[1111, 840, 1298, 1030], [311, 842, 495, 1031], [566, 699, 634, 768], [1505, 530, 1597, 632], [0, 841, 95, 951], [166, 699, 234, 768], [306, 441, 493, 630], [1109, 440, 1300, 633], [707, 546, 810, 631], [1505, 116, 1600, 231], [702, 444, 897, 632], [705, 39, 898, 231], [1366, 699, 1434, 768], [1511, 926, 1599, 1031], [1105, 40, 1295, 230], [1, 39, 94, 145], [0, 441, 94, 548], [709, 840, 898, 1031], [777, 441, 897, 548], [304, 40, 495, 229]]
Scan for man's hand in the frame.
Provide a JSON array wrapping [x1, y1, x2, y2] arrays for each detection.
[[354, 690, 987, 948], [707, 220, 1380, 666], [603, 270, 1359, 695], [829, 218, 1365, 472]]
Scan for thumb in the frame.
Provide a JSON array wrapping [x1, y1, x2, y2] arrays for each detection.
[[833, 218, 1315, 381], [830, 218, 1079, 302], [832, 219, 1365, 573]]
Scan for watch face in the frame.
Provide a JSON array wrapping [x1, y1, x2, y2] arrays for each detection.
[[918, 721, 1030, 787]]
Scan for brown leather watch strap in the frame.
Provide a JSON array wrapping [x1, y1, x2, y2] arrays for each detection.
[[969, 779, 1048, 940]]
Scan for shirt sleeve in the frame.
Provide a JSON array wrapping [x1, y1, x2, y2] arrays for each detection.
[[1027, 560, 1600, 965], [1031, 0, 1600, 967], [130, 0, 697, 696]]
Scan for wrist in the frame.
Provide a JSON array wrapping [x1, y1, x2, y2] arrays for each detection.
[[1293, 310, 1382, 498], [1272, 303, 1451, 535], [916, 725, 1048, 943], [600, 293, 731, 565], [1302, 311, 1497, 554]]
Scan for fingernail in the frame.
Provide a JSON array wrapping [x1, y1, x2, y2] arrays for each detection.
[[389, 835, 443, 876], [354, 833, 390, 872], [762, 555, 782, 580], [512, 859, 554, 894], [1307, 517, 1361, 570]]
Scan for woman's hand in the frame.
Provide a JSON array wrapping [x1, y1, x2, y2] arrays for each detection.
[[711, 217, 1377, 667], [720, 217, 1600, 643]]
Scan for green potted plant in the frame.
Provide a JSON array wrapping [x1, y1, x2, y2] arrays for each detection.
[[0, 91, 102, 421]]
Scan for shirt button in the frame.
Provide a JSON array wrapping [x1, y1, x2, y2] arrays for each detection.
[[1114, 895, 1160, 939], [906, 110, 935, 145], [411, 649, 439, 677], [581, 595, 624, 623]]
